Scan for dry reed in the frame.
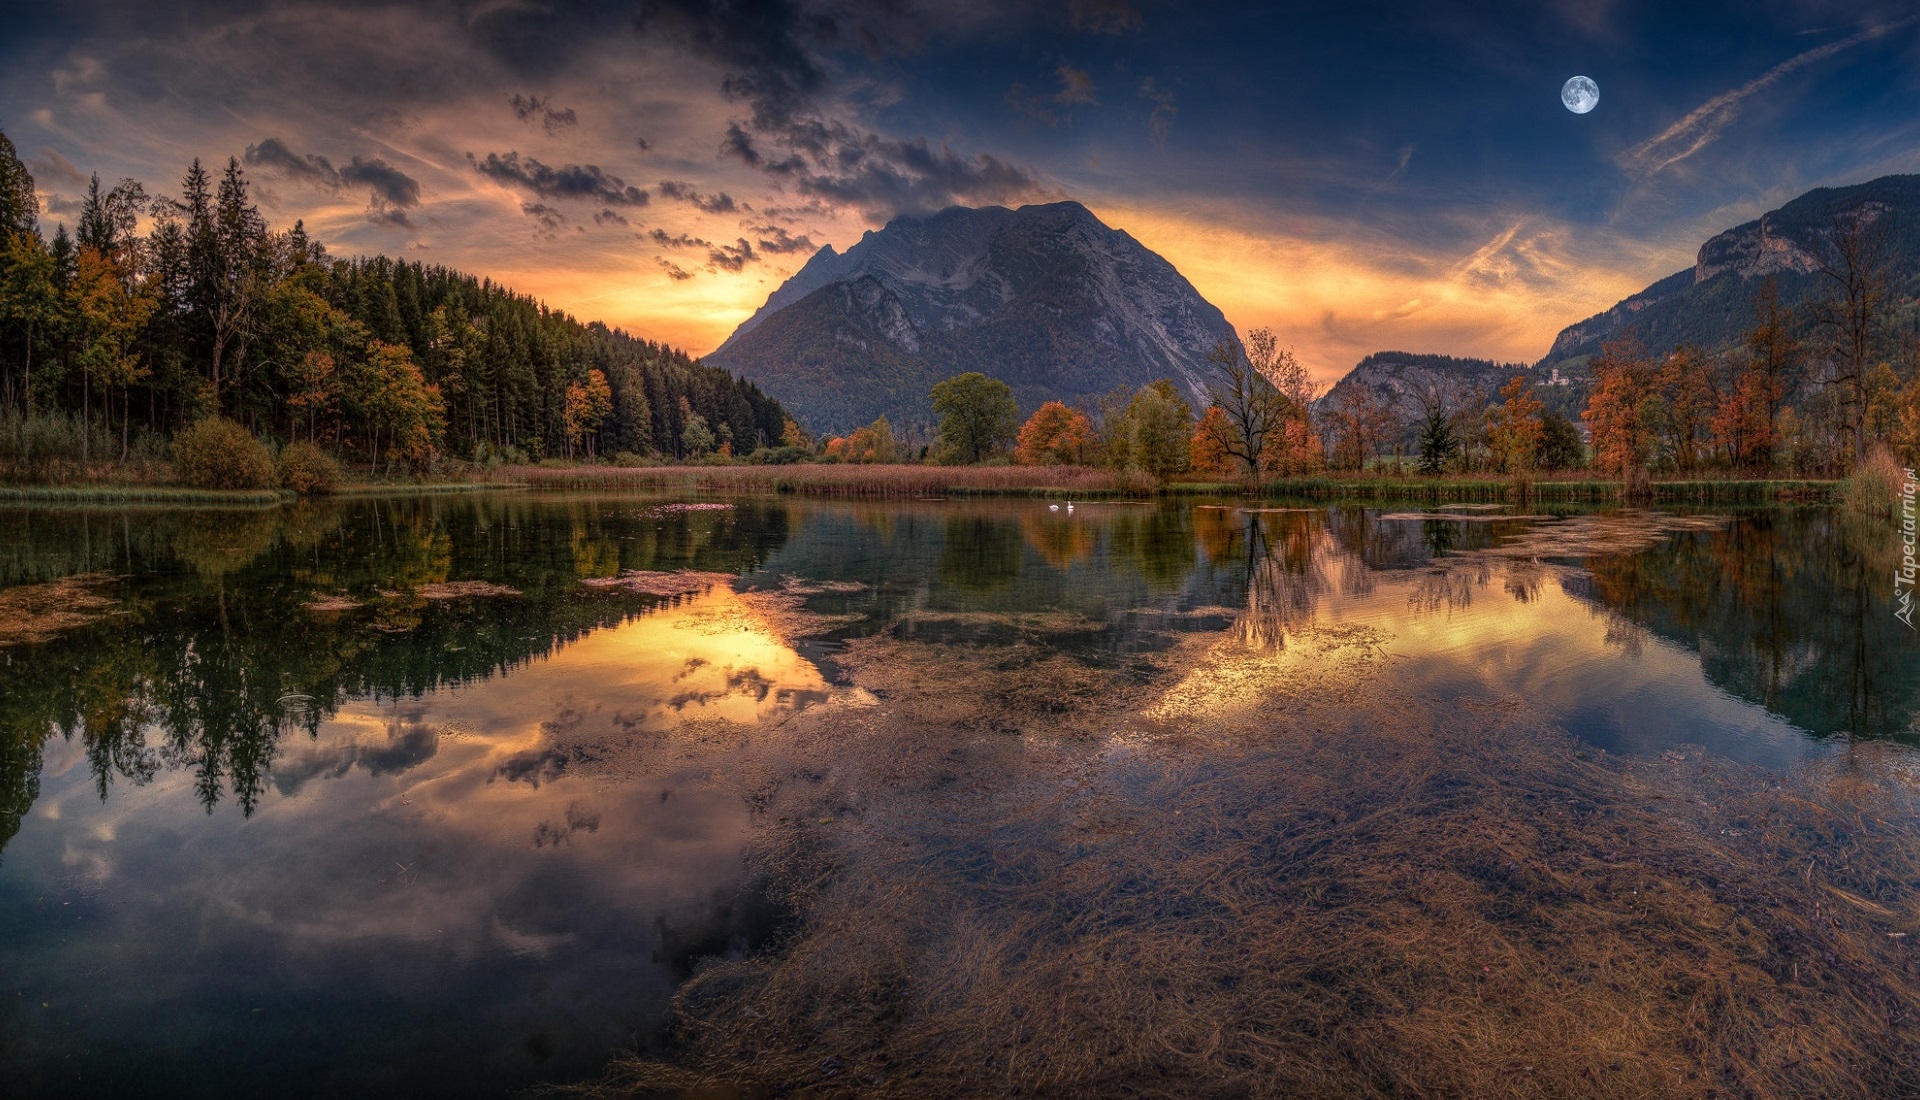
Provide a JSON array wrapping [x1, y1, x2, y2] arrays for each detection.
[[511, 463, 1158, 498]]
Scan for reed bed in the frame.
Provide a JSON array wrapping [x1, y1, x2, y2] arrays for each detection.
[[509, 463, 1159, 498], [578, 582, 1920, 1100]]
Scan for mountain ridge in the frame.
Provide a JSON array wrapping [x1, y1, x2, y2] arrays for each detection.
[[1535, 173, 1920, 371]]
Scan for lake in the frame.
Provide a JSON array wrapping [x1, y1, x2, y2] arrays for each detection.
[[2, 493, 1917, 1098]]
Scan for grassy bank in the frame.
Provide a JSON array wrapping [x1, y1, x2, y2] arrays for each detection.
[[1250, 474, 1840, 504], [511, 463, 1842, 503], [0, 459, 1843, 507], [0, 484, 293, 506]]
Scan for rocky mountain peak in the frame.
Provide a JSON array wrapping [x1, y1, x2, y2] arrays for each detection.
[[705, 201, 1238, 433]]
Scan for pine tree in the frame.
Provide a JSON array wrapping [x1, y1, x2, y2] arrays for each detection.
[[0, 129, 37, 244], [1417, 408, 1457, 475]]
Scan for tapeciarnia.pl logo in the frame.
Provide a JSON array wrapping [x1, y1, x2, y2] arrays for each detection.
[[1900, 467, 1918, 631]]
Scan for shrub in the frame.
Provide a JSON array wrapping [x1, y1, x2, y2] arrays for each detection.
[[172, 417, 277, 490], [1841, 443, 1906, 517], [750, 446, 811, 465], [278, 440, 342, 494]]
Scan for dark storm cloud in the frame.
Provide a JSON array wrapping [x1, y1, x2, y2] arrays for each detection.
[[468, 151, 650, 206], [641, 0, 1051, 219], [650, 228, 711, 248], [244, 137, 421, 226], [658, 179, 740, 214], [748, 222, 815, 253], [520, 201, 573, 237], [707, 237, 759, 271], [509, 93, 581, 136], [723, 118, 1048, 219]]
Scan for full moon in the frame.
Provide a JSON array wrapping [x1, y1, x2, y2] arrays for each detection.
[[1562, 75, 1599, 114]]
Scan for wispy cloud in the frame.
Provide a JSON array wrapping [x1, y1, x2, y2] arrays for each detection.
[[1617, 17, 1919, 181]]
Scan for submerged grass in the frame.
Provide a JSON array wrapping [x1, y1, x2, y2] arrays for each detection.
[[573, 557, 1920, 1100]]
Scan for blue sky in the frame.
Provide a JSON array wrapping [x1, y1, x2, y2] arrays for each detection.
[[4, 0, 1917, 380]]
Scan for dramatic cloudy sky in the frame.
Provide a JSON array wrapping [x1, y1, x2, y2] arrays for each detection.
[[4, 0, 1918, 380]]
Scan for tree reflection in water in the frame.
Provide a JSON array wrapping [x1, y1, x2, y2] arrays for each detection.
[[0, 495, 791, 858], [4, 498, 1918, 870]]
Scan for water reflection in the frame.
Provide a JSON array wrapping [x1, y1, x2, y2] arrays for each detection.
[[1, 494, 1918, 1096]]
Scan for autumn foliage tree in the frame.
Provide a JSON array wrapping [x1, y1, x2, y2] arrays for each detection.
[[563, 369, 612, 459], [1189, 406, 1236, 478], [1657, 345, 1716, 472], [1016, 401, 1096, 465], [1486, 374, 1544, 474], [1712, 278, 1797, 469], [347, 340, 445, 473], [1583, 336, 1660, 476]]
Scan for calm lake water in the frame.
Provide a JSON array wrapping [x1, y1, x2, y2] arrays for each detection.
[[0, 492, 1915, 1097]]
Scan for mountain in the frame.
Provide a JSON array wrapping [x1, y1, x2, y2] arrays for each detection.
[[1313, 352, 1582, 449], [705, 202, 1240, 433], [1536, 174, 1920, 373]]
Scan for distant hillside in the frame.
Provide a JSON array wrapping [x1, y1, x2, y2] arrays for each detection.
[[1537, 174, 1920, 373], [1314, 351, 1582, 448], [706, 202, 1239, 433]]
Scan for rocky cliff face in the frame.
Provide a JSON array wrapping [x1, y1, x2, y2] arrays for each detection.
[[1536, 174, 1920, 369], [706, 202, 1239, 433], [1313, 352, 1575, 449]]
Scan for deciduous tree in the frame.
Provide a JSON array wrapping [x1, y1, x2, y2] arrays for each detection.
[[1583, 336, 1660, 475], [931, 372, 1018, 464], [1486, 374, 1544, 474], [1016, 400, 1097, 466]]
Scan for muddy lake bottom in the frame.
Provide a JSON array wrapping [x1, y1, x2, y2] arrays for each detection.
[[0, 493, 1917, 1098]]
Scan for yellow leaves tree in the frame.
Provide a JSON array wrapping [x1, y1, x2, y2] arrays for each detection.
[[845, 416, 897, 463], [348, 340, 446, 473], [1486, 374, 1544, 474], [1016, 401, 1097, 465], [563, 369, 613, 459], [69, 245, 154, 462]]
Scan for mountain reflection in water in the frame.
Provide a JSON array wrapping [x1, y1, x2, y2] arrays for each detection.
[[0, 494, 1914, 1097]]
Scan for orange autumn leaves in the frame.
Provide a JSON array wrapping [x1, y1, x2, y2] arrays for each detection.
[[1015, 402, 1097, 466]]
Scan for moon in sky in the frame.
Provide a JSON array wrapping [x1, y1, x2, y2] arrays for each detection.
[[1562, 75, 1599, 114]]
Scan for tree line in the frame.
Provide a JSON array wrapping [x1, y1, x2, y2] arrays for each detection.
[[825, 208, 1917, 484], [0, 130, 789, 478]]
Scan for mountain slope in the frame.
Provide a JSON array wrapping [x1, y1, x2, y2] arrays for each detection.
[[1314, 352, 1579, 449], [707, 202, 1239, 433], [1537, 174, 1920, 372]]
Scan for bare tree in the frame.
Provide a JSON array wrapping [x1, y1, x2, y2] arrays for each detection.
[[1815, 208, 1891, 466], [1203, 330, 1291, 479]]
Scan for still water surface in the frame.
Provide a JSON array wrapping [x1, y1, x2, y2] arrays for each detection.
[[0, 493, 1913, 1096]]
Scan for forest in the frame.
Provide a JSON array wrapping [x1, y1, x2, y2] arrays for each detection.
[[0, 130, 790, 482]]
